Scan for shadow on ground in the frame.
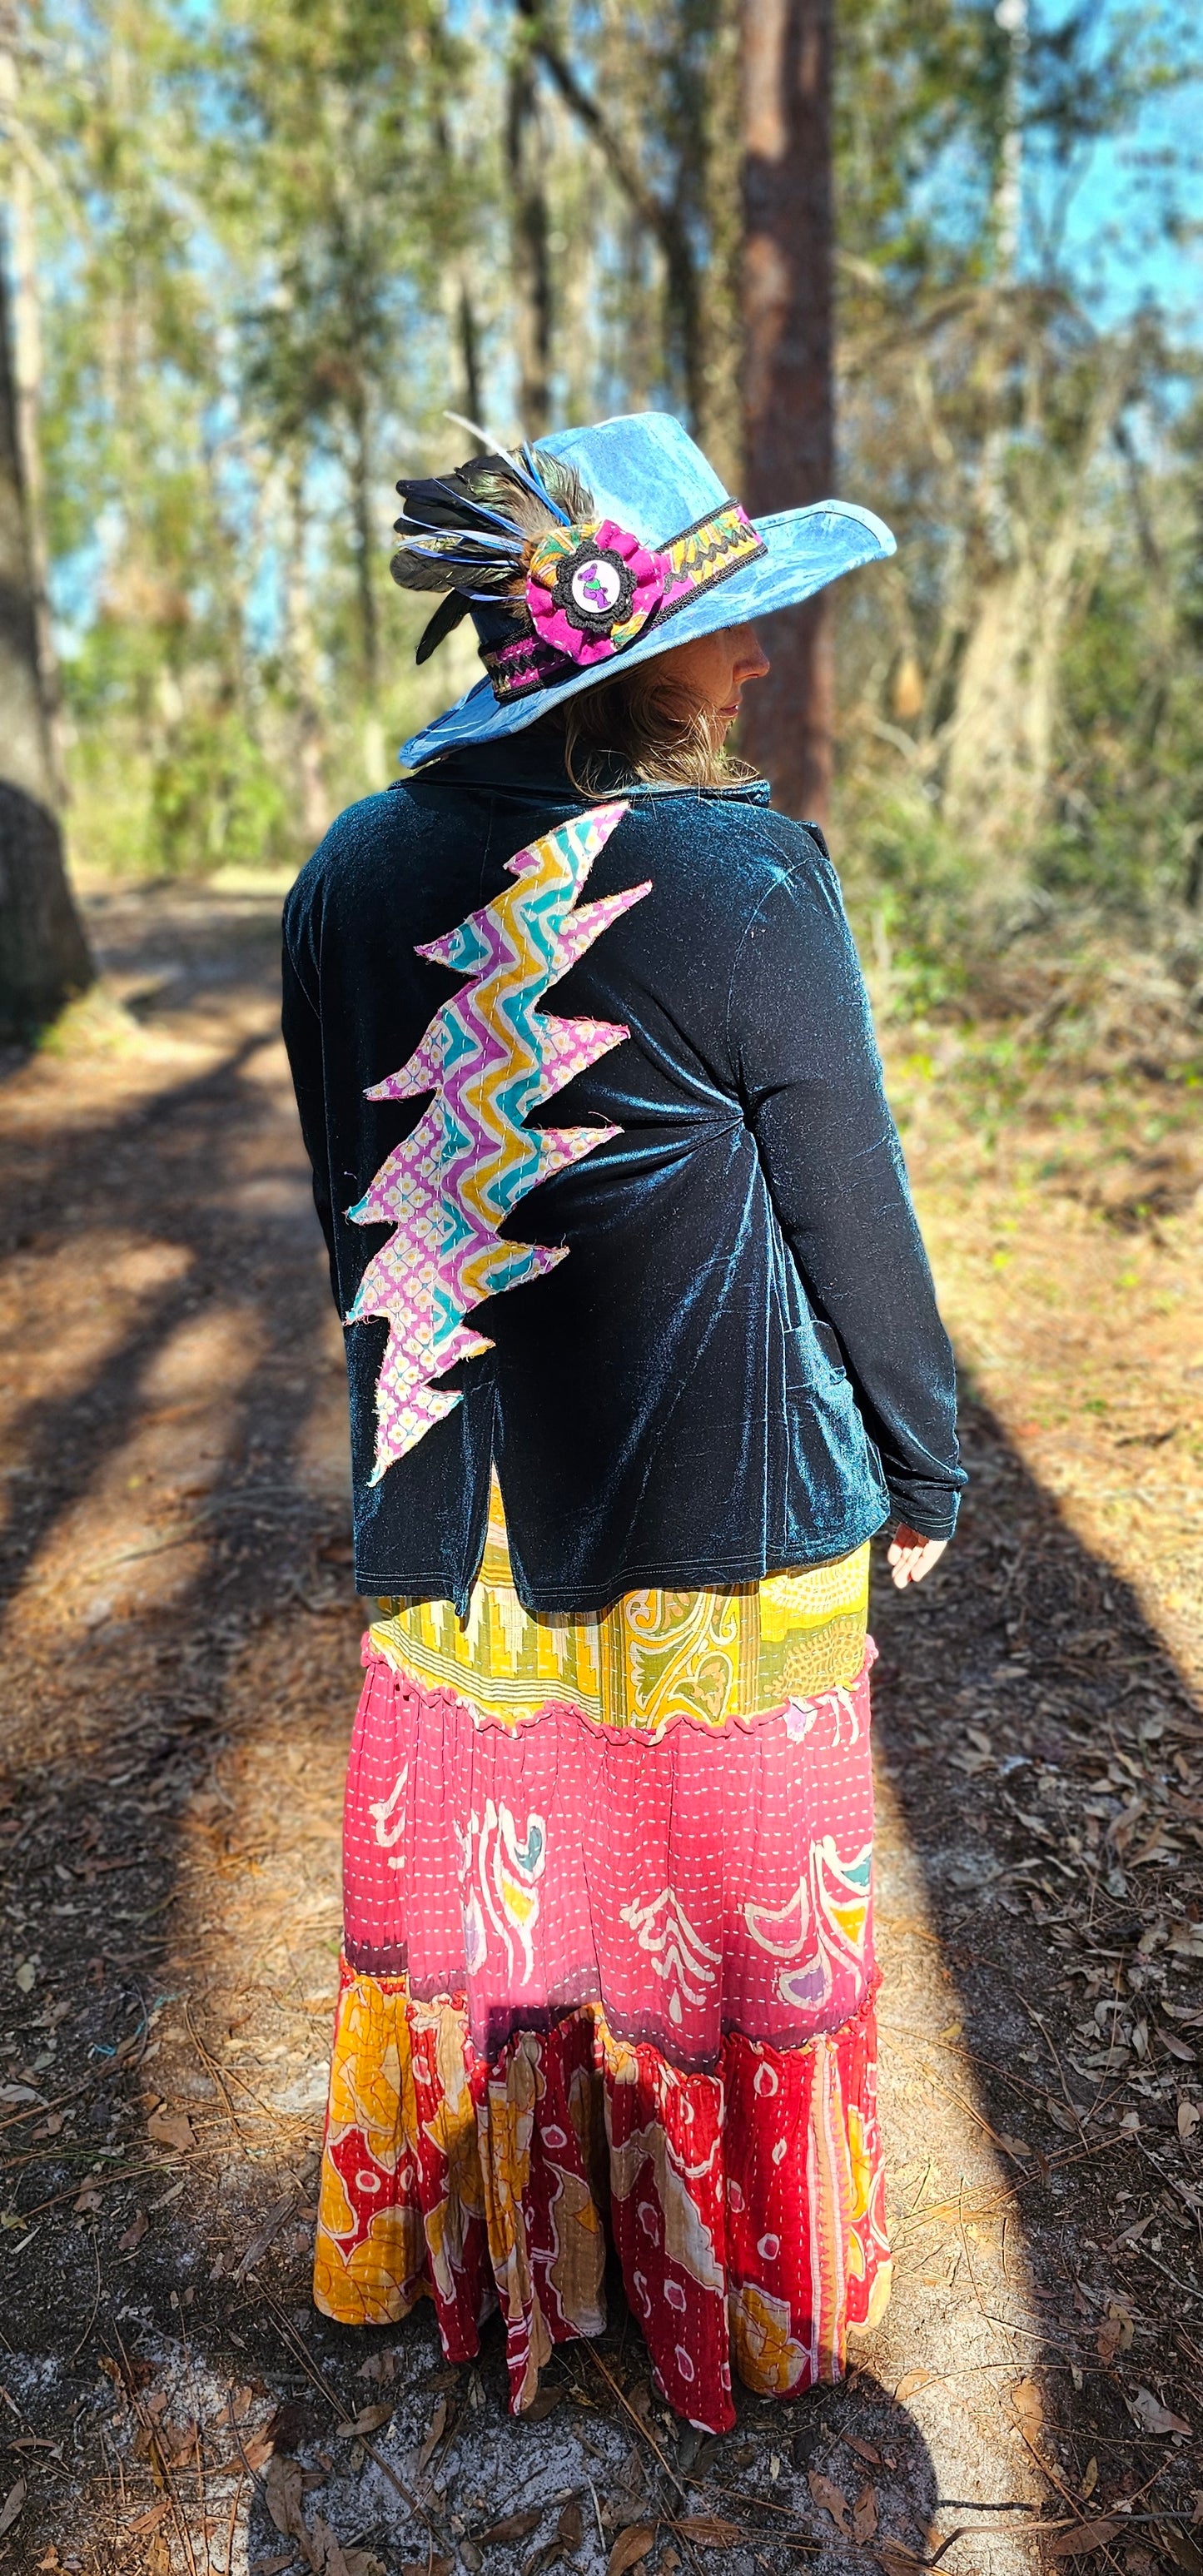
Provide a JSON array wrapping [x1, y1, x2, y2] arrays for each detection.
[[0, 887, 1199, 2576]]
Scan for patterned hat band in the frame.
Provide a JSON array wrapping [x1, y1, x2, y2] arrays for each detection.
[[480, 500, 768, 704]]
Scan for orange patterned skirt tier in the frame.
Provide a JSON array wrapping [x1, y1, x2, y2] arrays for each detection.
[[316, 1969, 888, 2434], [314, 1495, 890, 2430]]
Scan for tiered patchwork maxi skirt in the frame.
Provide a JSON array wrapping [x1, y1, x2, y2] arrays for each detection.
[[313, 1487, 891, 2433]]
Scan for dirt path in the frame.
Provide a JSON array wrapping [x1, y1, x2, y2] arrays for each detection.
[[0, 883, 1200, 2576]]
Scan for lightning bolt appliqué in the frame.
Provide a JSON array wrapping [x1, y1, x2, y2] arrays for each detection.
[[346, 800, 649, 1483]]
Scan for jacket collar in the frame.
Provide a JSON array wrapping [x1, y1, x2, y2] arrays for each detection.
[[405, 719, 772, 808]]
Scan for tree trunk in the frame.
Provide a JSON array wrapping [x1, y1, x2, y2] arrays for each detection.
[[0, 194, 91, 1035], [347, 383, 378, 699], [456, 276, 485, 436], [509, 2, 553, 436], [283, 454, 328, 848], [4, 45, 65, 806], [738, 0, 835, 823], [941, 347, 1134, 862], [529, 11, 707, 441]]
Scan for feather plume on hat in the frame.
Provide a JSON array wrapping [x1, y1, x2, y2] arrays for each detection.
[[390, 443, 594, 664]]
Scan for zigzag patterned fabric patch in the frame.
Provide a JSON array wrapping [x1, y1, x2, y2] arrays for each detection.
[[346, 802, 649, 1482]]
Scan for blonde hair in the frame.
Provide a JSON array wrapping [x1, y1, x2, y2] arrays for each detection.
[[559, 651, 759, 793]]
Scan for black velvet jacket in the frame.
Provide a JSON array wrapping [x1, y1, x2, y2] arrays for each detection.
[[281, 729, 963, 1614]]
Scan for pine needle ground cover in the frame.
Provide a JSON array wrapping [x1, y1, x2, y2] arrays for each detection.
[[0, 883, 1199, 2573]]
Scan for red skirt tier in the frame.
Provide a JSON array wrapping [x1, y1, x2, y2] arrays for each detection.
[[314, 1640, 891, 2430]]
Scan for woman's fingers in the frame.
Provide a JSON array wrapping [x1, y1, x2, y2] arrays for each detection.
[[887, 1528, 949, 1589]]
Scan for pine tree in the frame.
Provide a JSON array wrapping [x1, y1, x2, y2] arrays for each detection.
[[738, 0, 835, 823], [0, 169, 92, 1037]]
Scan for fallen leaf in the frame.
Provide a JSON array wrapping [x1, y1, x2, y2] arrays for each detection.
[[247, 2558, 295, 2576], [1157, 2528, 1203, 2576], [477, 2509, 544, 2545], [73, 2185, 103, 2215], [877, 2546, 926, 2576], [0, 2482, 27, 2539], [1128, 2387, 1190, 2436], [1046, 2518, 1121, 2559], [118, 2209, 149, 2255], [126, 2503, 172, 2538], [675, 2515, 743, 2547], [997, 2133, 1031, 2159], [1008, 2377, 1044, 2439], [523, 2382, 565, 2422], [416, 2393, 451, 2469], [264, 2451, 306, 2538], [847, 2436, 883, 2466], [853, 2484, 879, 2544], [893, 2370, 935, 2402], [311, 2519, 355, 2576], [265, 2398, 326, 2453], [242, 2429, 275, 2469], [1179, 2099, 1201, 2140], [146, 2106, 196, 2153], [396, 2562, 451, 2576], [558, 2501, 584, 2550], [808, 2472, 851, 2536], [336, 2400, 393, 2439], [1081, 2458, 1098, 2500], [232, 2190, 296, 2280], [167, 2417, 199, 2469], [14, 1961, 36, 1993], [606, 2532, 654, 2576], [1097, 2308, 1133, 2365], [355, 2349, 395, 2385]]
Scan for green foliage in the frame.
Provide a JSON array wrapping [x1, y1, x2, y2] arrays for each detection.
[[13, 0, 1202, 918], [147, 704, 292, 878], [1032, 406, 1203, 917], [838, 782, 974, 1020]]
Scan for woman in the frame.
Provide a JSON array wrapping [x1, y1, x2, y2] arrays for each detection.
[[282, 411, 962, 2434]]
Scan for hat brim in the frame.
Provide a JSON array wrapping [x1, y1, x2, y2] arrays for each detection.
[[398, 499, 895, 771]]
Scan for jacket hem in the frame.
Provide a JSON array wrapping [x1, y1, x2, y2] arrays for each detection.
[[355, 1497, 892, 1617]]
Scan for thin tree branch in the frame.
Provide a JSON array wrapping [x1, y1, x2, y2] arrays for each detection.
[[520, 2, 705, 425]]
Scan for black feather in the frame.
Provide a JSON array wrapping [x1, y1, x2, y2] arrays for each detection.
[[390, 442, 596, 658], [390, 527, 516, 594], [415, 590, 470, 664]]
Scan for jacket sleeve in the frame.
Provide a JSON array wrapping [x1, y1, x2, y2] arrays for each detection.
[[726, 833, 964, 1539], [281, 898, 341, 1312]]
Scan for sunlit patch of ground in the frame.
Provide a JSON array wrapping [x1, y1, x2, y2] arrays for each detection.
[[0, 886, 1198, 2575], [887, 1032, 1203, 1687]]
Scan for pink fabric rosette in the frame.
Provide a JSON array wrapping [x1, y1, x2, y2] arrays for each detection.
[[525, 519, 669, 668]]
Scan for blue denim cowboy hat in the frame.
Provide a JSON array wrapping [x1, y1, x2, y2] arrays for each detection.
[[397, 410, 894, 771]]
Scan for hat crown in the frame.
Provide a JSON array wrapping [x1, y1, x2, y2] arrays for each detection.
[[539, 412, 728, 548]]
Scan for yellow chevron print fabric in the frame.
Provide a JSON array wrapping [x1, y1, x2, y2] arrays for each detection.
[[370, 1478, 868, 1738]]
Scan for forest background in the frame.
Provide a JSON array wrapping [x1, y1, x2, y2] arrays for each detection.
[[2, 0, 1203, 1038]]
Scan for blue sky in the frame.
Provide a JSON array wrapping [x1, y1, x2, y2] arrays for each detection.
[[1031, 0, 1202, 332]]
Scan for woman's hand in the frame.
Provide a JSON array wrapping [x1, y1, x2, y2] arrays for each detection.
[[887, 1526, 948, 1589]]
